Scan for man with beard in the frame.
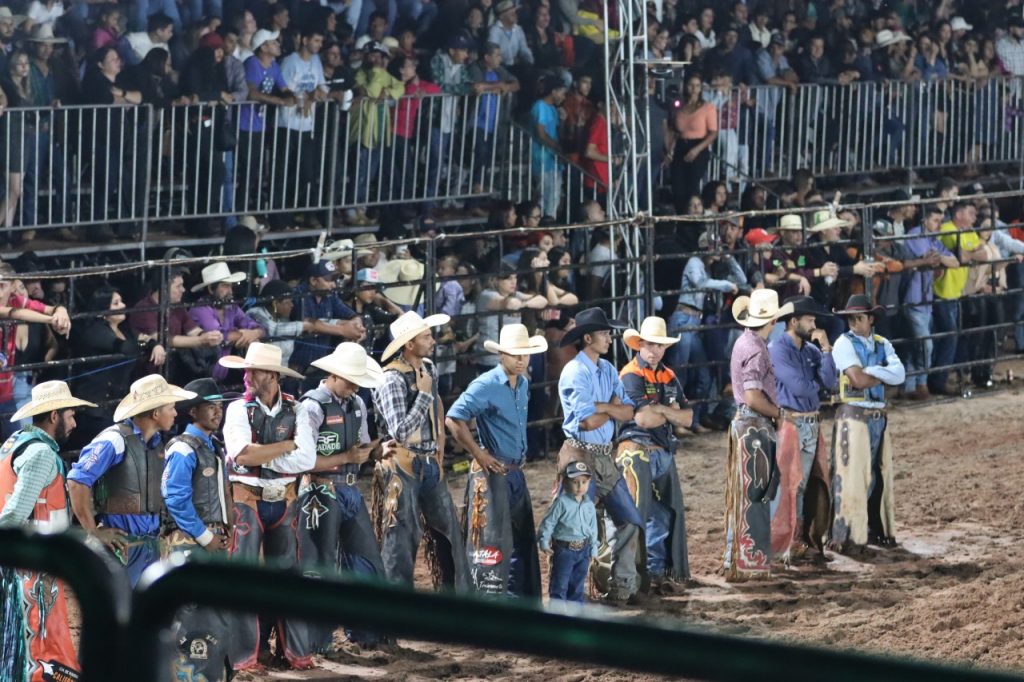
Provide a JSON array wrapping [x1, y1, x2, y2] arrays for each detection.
[[767, 296, 836, 565], [189, 262, 265, 381], [0, 381, 94, 682]]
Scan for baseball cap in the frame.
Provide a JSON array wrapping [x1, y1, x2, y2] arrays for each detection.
[[564, 461, 592, 478], [744, 228, 778, 246], [448, 32, 472, 50], [260, 279, 293, 300], [355, 268, 380, 288], [368, 40, 390, 56], [769, 32, 785, 46], [308, 259, 338, 278], [252, 29, 280, 52]]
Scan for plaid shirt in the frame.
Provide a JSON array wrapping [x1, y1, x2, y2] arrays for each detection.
[[997, 36, 1024, 77], [373, 361, 438, 451]]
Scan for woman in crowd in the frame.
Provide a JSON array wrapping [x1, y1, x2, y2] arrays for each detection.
[[475, 261, 547, 373], [667, 73, 718, 215], [0, 51, 33, 239]]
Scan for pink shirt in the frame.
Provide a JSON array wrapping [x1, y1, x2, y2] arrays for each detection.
[[730, 328, 777, 407]]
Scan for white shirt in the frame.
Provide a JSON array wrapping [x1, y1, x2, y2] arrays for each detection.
[[589, 243, 612, 280], [28, 1, 64, 26], [695, 29, 717, 50], [126, 32, 169, 61], [223, 396, 316, 486], [279, 52, 327, 132], [833, 333, 905, 409]]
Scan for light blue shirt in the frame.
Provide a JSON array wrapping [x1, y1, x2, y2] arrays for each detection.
[[989, 225, 1024, 259], [833, 332, 905, 409], [677, 255, 744, 311], [447, 365, 529, 463], [558, 351, 634, 444], [537, 492, 599, 557], [487, 22, 533, 66]]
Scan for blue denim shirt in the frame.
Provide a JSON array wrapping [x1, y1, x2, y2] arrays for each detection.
[[558, 351, 634, 444], [677, 255, 743, 311], [537, 492, 599, 557], [447, 365, 529, 463], [768, 332, 837, 412]]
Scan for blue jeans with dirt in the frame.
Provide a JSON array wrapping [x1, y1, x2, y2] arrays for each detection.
[[548, 541, 591, 602]]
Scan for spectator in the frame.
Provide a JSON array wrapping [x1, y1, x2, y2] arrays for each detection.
[[582, 99, 625, 196], [125, 13, 175, 64], [124, 47, 180, 106], [232, 10, 257, 62], [560, 72, 595, 158], [476, 262, 547, 373], [914, 32, 949, 80], [466, 43, 518, 196], [705, 71, 752, 192], [694, 5, 715, 49], [753, 32, 796, 169], [796, 34, 833, 83], [765, 214, 814, 301], [530, 78, 567, 219], [488, 0, 534, 72], [188, 262, 265, 380], [962, 224, 1009, 388], [387, 53, 439, 200], [996, 16, 1024, 77], [749, 6, 772, 49], [246, 279, 312, 370], [524, 1, 566, 80], [91, 4, 121, 51], [667, 73, 718, 215], [705, 25, 756, 85], [291, 259, 366, 377], [0, 51, 31, 238]]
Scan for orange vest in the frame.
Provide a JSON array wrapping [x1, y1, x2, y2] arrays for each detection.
[[0, 430, 70, 533]]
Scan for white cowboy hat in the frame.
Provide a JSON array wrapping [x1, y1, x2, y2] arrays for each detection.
[[219, 342, 304, 379], [238, 215, 267, 234], [381, 311, 450, 361], [311, 342, 384, 388], [379, 258, 427, 307], [874, 29, 911, 48], [28, 24, 68, 43], [322, 238, 355, 261], [623, 316, 680, 350], [807, 209, 851, 232], [950, 17, 972, 32], [0, 8, 27, 25], [191, 261, 247, 293], [483, 324, 548, 356], [10, 381, 97, 422], [113, 375, 196, 422], [777, 214, 803, 231], [731, 289, 794, 328]]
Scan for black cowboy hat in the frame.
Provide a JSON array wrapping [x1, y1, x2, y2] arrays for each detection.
[[778, 295, 832, 322], [178, 378, 239, 411], [559, 307, 628, 347], [833, 294, 885, 317]]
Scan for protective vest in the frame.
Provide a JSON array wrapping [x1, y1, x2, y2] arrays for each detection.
[[165, 433, 230, 527], [302, 386, 362, 481], [0, 429, 70, 532], [618, 357, 681, 449], [843, 332, 887, 403], [94, 422, 164, 515], [245, 395, 297, 480], [378, 357, 440, 448]]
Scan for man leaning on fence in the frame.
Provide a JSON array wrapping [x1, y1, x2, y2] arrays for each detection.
[[67, 375, 194, 587], [372, 311, 470, 592], [0, 381, 95, 682]]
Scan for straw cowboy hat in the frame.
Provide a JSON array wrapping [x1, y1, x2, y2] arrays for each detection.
[[28, 25, 68, 44], [807, 209, 850, 233], [191, 261, 246, 293], [777, 214, 803, 231], [381, 311, 450, 361], [731, 289, 794, 328], [379, 258, 427, 307], [311, 342, 385, 388], [559, 307, 627, 347], [0, 8, 27, 26], [10, 381, 97, 422], [113, 375, 196, 422], [219, 342, 304, 379], [322, 238, 355, 261], [623, 316, 680, 351], [874, 29, 910, 49], [484, 324, 548, 355]]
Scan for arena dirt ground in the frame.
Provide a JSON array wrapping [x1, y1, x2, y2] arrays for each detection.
[[65, 379, 1024, 681]]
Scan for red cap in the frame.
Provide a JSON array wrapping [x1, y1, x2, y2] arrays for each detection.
[[744, 228, 778, 246], [198, 32, 224, 50]]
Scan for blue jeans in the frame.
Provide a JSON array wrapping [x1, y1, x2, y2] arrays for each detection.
[[129, 0, 182, 31], [397, 0, 437, 34], [535, 163, 562, 219], [865, 417, 886, 499], [355, 146, 383, 206], [644, 448, 684, 578], [548, 541, 591, 602], [903, 306, 932, 391], [667, 311, 709, 428], [929, 299, 959, 391]]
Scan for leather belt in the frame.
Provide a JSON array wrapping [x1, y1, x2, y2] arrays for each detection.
[[554, 538, 589, 551], [781, 409, 820, 423], [234, 481, 296, 502], [565, 438, 614, 458], [310, 472, 359, 487], [837, 404, 887, 422], [676, 303, 702, 316]]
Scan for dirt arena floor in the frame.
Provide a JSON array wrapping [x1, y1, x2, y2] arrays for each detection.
[[219, 383, 1023, 681]]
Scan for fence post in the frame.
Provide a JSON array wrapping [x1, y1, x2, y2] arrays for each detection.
[[140, 104, 155, 262], [326, 101, 341, 235], [158, 259, 169, 378]]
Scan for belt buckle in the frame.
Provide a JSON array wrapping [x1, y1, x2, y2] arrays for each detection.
[[345, 472, 358, 486], [262, 485, 286, 503]]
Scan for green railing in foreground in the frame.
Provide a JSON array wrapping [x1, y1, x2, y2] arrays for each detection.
[[128, 553, 1024, 682]]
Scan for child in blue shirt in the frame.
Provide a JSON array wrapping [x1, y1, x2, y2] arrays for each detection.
[[537, 461, 599, 602]]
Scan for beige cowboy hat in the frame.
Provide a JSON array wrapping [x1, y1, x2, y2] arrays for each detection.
[[381, 311, 450, 361], [777, 214, 803, 231], [311, 342, 385, 388], [322, 238, 355, 261], [238, 215, 267, 234], [219, 342, 304, 379], [0, 8, 27, 25], [623, 316, 680, 351], [484, 323, 548, 355], [11, 381, 97, 422], [28, 24, 68, 43], [379, 258, 426, 307], [731, 289, 794, 328], [874, 29, 911, 48], [191, 261, 247, 293], [807, 209, 851, 233], [113, 375, 196, 422]]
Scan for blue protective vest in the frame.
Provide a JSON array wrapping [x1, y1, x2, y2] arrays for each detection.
[[844, 331, 887, 403]]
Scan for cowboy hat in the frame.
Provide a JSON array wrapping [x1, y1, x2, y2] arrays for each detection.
[[0, 8, 27, 25], [218, 342, 305, 379], [311, 342, 385, 388], [10, 381, 97, 422], [559, 307, 627, 347], [238, 215, 267, 234], [623, 316, 680, 350], [113, 375, 196, 422], [28, 24, 68, 43], [322, 238, 355, 261], [381, 311, 451, 361], [495, 0, 518, 16], [776, 295, 832, 323], [178, 378, 239, 411], [731, 289, 794, 328], [807, 209, 851, 233], [949, 17, 972, 32], [777, 214, 803, 231], [484, 324, 548, 355], [379, 258, 426, 307], [191, 261, 246, 293], [833, 294, 885, 317], [874, 29, 910, 48]]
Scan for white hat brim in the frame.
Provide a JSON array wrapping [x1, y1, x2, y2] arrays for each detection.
[[191, 271, 247, 293], [11, 396, 97, 423], [483, 336, 548, 355], [113, 386, 197, 422], [218, 355, 305, 379], [808, 217, 850, 232], [732, 298, 795, 327], [622, 329, 680, 350], [380, 314, 450, 361], [310, 356, 385, 388]]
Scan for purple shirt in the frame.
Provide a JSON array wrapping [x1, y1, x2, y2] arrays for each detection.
[[730, 328, 777, 407], [189, 303, 262, 379], [897, 226, 954, 310], [241, 56, 287, 132], [768, 332, 837, 412]]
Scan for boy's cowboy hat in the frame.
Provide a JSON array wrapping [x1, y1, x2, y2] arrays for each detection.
[[731, 289, 794, 328], [559, 307, 627, 347], [113, 375, 196, 422], [177, 378, 239, 411], [381, 311, 450, 361], [833, 294, 885, 317], [484, 324, 548, 355], [10, 381, 96, 422], [311, 342, 385, 388], [191, 262, 246, 293], [622, 316, 680, 350], [218, 342, 304, 379]]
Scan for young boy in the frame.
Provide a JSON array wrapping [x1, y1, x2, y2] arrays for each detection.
[[538, 461, 600, 603]]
